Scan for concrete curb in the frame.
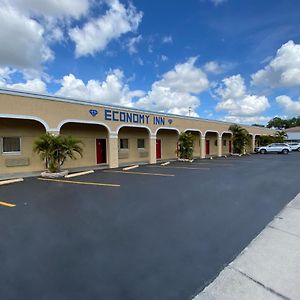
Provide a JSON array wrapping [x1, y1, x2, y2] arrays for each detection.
[[193, 192, 300, 300]]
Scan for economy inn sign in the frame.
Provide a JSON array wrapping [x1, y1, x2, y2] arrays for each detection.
[[90, 108, 173, 125]]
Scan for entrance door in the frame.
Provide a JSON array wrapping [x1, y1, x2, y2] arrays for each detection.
[[205, 140, 210, 155], [156, 139, 161, 159], [96, 139, 107, 164], [229, 140, 232, 153]]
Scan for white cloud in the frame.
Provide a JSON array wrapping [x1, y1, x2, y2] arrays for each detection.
[[0, 67, 47, 93], [204, 61, 229, 74], [216, 74, 270, 117], [0, 4, 53, 69], [162, 36, 173, 44], [276, 95, 300, 116], [252, 40, 300, 88], [210, 0, 227, 6], [222, 115, 271, 125], [161, 55, 168, 62], [55, 69, 145, 107], [136, 57, 209, 116], [69, 0, 143, 57], [12, 0, 90, 19], [127, 35, 142, 54]]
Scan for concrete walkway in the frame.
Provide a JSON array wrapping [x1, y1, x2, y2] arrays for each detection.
[[194, 193, 300, 300]]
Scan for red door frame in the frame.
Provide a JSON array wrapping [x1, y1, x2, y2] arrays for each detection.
[[205, 140, 210, 155], [96, 139, 107, 164], [156, 139, 161, 159]]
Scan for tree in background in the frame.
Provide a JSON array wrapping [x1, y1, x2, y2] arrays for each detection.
[[267, 116, 300, 129], [257, 131, 288, 146], [229, 124, 251, 154], [178, 132, 194, 160], [34, 133, 83, 173], [251, 123, 265, 127]]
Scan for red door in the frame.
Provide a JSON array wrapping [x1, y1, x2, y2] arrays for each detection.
[[156, 139, 161, 159], [229, 140, 232, 153], [205, 140, 210, 155], [96, 139, 107, 164]]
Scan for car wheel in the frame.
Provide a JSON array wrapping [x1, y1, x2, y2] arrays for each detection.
[[282, 149, 288, 154], [260, 149, 266, 154], [297, 147, 300, 152]]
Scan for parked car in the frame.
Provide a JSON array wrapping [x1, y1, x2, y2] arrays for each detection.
[[287, 142, 300, 151], [255, 143, 292, 154]]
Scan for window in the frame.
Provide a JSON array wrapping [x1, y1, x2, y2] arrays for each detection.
[[2, 137, 21, 154], [137, 138, 145, 149], [223, 140, 227, 146], [119, 138, 128, 149], [215, 140, 218, 146]]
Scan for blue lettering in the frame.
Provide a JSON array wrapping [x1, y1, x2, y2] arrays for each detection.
[[133, 114, 139, 123], [139, 115, 144, 124], [126, 112, 132, 123], [119, 112, 126, 122], [153, 116, 165, 125], [105, 109, 112, 121], [145, 115, 149, 124], [112, 111, 119, 121]]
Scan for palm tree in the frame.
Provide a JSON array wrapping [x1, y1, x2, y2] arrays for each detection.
[[34, 133, 83, 173], [275, 130, 287, 142], [229, 124, 251, 154]]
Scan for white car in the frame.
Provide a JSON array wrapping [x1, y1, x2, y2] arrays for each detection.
[[255, 143, 292, 154], [287, 142, 300, 151]]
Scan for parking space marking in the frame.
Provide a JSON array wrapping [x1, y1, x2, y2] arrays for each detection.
[[37, 178, 120, 187], [0, 178, 24, 186], [0, 201, 16, 208], [104, 170, 175, 177], [188, 162, 233, 166], [147, 165, 210, 170]]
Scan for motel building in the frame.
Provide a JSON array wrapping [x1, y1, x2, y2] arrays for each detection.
[[0, 88, 273, 177]]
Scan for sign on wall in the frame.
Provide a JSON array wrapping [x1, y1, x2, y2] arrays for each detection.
[[104, 109, 173, 126]]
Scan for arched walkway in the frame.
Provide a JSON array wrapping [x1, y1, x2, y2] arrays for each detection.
[[221, 132, 233, 155], [204, 131, 220, 157], [117, 126, 151, 165], [156, 128, 179, 160], [0, 117, 46, 174], [60, 122, 109, 167]]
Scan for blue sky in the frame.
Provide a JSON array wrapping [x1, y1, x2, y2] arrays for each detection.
[[1, 0, 300, 124]]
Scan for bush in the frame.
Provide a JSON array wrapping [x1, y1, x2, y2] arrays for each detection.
[[178, 132, 194, 159]]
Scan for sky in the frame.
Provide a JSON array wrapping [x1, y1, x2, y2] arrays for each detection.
[[1, 0, 300, 124]]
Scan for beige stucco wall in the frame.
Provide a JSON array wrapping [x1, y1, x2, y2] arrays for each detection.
[[222, 133, 232, 155], [0, 92, 275, 137], [205, 132, 219, 156], [0, 119, 45, 173], [118, 127, 150, 164], [157, 129, 179, 160], [187, 131, 201, 158]]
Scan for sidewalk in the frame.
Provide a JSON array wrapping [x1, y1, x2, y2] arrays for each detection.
[[193, 193, 300, 300]]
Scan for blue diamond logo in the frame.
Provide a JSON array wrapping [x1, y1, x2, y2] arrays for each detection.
[[89, 109, 98, 117], [168, 119, 173, 124]]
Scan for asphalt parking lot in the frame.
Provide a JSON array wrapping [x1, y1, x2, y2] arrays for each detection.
[[1, 153, 300, 300]]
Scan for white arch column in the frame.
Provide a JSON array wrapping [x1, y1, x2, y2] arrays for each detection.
[[252, 134, 256, 153], [149, 134, 157, 164], [217, 135, 222, 157], [200, 135, 206, 159], [108, 132, 119, 169]]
